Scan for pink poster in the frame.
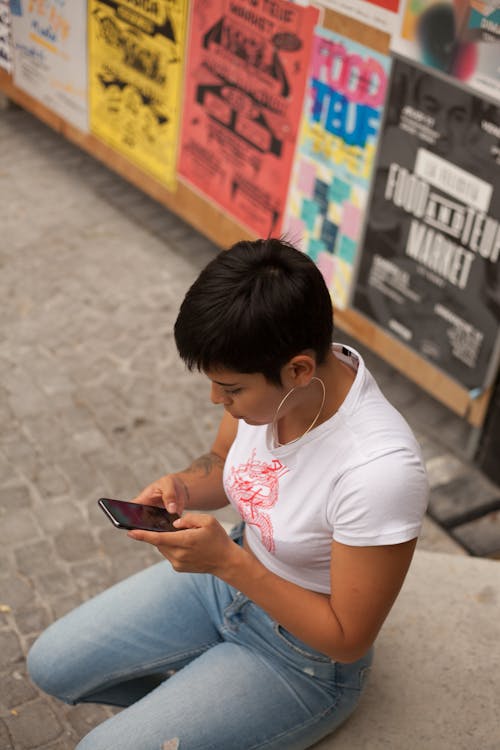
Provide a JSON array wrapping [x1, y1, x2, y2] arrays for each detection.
[[178, 0, 318, 237], [283, 26, 390, 308]]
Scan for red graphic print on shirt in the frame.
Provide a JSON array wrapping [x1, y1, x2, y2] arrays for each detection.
[[226, 451, 289, 554]]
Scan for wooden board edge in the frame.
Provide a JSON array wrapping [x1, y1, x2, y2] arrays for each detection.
[[322, 8, 390, 55], [0, 70, 253, 249]]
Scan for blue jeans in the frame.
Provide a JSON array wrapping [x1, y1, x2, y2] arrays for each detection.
[[28, 534, 373, 750]]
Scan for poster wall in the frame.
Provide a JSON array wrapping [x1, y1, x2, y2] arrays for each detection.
[[392, 0, 500, 101], [353, 57, 500, 389], [283, 26, 390, 308], [177, 0, 319, 237], [0, 0, 12, 72], [89, 0, 188, 189], [10, 0, 88, 131]]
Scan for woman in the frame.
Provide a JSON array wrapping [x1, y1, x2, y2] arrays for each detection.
[[28, 238, 429, 749]]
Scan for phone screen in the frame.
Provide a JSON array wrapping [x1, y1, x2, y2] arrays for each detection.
[[98, 498, 180, 532]]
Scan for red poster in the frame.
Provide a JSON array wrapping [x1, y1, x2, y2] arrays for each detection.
[[370, 0, 399, 12], [178, 0, 319, 236]]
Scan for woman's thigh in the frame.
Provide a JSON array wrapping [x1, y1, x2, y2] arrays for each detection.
[[76, 640, 368, 750], [74, 595, 372, 750], [27, 561, 227, 705]]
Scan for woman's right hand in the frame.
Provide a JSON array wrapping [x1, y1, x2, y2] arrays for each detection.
[[132, 474, 189, 517]]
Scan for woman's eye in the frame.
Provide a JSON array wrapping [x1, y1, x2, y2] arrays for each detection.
[[226, 388, 242, 395]]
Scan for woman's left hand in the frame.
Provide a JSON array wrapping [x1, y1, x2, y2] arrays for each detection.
[[127, 514, 240, 576]]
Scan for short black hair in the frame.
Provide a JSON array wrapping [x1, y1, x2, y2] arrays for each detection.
[[174, 238, 334, 384]]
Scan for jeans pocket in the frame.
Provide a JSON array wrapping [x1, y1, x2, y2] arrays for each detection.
[[273, 623, 335, 664], [359, 665, 371, 690], [334, 649, 374, 692]]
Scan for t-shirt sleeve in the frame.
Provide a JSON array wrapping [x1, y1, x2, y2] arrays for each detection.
[[328, 450, 429, 546]]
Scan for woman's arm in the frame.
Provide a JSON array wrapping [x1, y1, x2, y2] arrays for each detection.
[[133, 411, 238, 513], [131, 410, 417, 662], [218, 534, 417, 662], [129, 509, 416, 663]]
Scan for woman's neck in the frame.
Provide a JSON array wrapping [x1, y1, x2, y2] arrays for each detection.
[[316, 350, 356, 422], [275, 351, 356, 445]]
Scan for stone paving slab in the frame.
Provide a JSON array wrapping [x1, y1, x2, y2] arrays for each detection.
[[0, 104, 498, 749], [428, 474, 500, 527], [312, 551, 500, 750], [452, 510, 500, 557]]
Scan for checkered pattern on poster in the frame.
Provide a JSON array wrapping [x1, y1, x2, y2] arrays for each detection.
[[283, 26, 390, 309]]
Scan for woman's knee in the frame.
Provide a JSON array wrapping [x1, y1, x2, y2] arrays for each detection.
[[27, 621, 80, 703]]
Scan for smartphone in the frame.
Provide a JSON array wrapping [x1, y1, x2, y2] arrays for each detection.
[[98, 498, 180, 532]]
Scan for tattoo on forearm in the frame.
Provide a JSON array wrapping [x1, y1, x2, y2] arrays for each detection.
[[184, 452, 225, 477]]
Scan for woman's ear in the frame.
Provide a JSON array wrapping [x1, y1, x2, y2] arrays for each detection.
[[281, 353, 316, 388]]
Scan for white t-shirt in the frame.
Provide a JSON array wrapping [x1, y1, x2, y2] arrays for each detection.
[[223, 344, 429, 594]]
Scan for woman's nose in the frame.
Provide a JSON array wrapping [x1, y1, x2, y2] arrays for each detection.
[[210, 383, 229, 405]]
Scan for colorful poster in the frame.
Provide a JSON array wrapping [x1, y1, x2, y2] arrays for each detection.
[[89, 0, 188, 189], [177, 0, 319, 237], [320, 0, 401, 35], [353, 58, 500, 389], [11, 0, 88, 131], [283, 27, 390, 308], [465, 0, 500, 99], [392, 0, 500, 101], [0, 0, 12, 72]]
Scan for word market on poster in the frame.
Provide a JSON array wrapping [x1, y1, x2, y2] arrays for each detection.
[[353, 57, 500, 390]]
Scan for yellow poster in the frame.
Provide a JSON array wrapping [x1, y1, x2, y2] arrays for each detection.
[[89, 0, 188, 189]]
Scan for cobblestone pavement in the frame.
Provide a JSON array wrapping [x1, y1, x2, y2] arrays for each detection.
[[1, 105, 499, 749]]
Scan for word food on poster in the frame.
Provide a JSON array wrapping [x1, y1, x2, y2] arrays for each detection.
[[284, 25, 389, 308], [178, 0, 318, 237], [89, 0, 188, 189], [354, 58, 500, 389]]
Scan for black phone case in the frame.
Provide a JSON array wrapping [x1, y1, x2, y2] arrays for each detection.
[[98, 498, 179, 532]]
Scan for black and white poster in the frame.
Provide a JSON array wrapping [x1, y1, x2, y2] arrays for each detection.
[[353, 57, 500, 390], [0, 0, 12, 72]]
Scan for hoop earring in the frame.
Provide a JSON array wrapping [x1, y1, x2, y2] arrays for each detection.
[[272, 376, 326, 447]]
